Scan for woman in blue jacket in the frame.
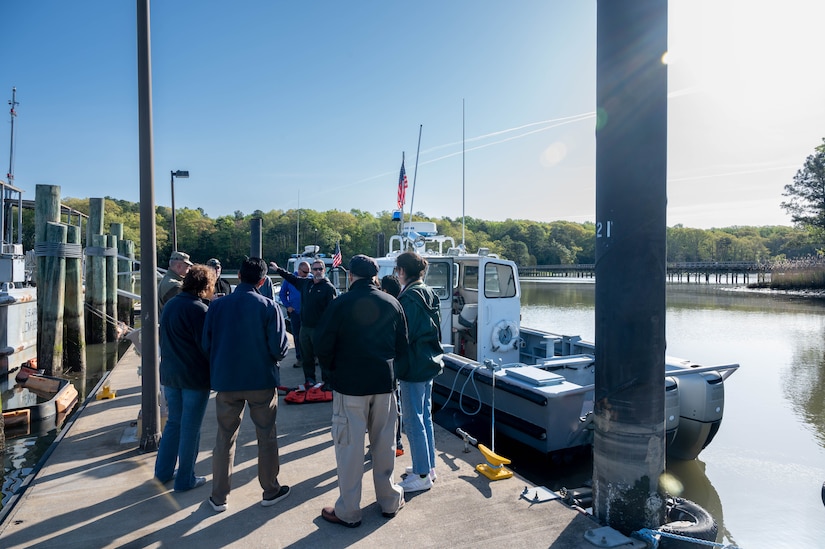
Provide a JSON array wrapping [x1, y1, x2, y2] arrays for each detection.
[[155, 264, 216, 491]]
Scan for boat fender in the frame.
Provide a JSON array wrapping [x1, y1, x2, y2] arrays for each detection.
[[491, 320, 519, 352], [658, 496, 718, 549]]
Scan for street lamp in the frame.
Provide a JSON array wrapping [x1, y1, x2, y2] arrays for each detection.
[[170, 169, 189, 251]]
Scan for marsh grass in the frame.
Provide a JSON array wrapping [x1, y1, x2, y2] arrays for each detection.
[[770, 266, 825, 290]]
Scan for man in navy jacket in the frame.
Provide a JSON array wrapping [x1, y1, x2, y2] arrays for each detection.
[[202, 257, 290, 513]]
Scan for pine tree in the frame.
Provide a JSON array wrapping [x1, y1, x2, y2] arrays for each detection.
[[781, 138, 825, 235]]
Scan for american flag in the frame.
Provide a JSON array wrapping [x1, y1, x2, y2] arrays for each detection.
[[331, 241, 342, 268], [397, 159, 408, 210]]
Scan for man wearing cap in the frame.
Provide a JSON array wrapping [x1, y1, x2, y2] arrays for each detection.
[[207, 258, 232, 298], [269, 258, 337, 388], [158, 251, 193, 311], [202, 257, 290, 513], [312, 254, 408, 527]]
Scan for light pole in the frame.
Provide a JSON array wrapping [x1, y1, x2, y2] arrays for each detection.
[[170, 169, 189, 251]]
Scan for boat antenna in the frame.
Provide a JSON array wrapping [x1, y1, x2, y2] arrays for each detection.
[[296, 189, 300, 254], [461, 98, 466, 249], [407, 124, 423, 227], [4, 87, 19, 246], [7, 87, 17, 187]]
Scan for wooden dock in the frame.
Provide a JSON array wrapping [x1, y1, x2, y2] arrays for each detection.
[[0, 340, 608, 549]]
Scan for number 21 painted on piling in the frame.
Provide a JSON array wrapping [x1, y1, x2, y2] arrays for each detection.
[[596, 221, 613, 238]]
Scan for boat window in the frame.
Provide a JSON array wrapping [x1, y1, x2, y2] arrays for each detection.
[[484, 263, 516, 298], [424, 261, 451, 300], [463, 265, 479, 290]]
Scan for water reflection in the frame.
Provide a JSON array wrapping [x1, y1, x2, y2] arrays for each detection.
[[1, 341, 123, 515], [516, 280, 825, 547], [784, 327, 825, 448]]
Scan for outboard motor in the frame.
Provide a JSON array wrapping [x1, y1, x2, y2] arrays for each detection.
[[669, 371, 725, 460]]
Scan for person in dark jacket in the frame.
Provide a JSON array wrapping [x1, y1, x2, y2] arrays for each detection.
[[380, 274, 404, 457], [395, 251, 444, 494], [202, 257, 290, 513], [313, 255, 408, 528], [270, 258, 337, 388], [154, 264, 216, 492], [207, 258, 232, 297], [279, 261, 310, 368]]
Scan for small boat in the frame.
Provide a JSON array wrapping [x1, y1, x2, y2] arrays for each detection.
[[3, 373, 78, 424], [375, 222, 738, 460]]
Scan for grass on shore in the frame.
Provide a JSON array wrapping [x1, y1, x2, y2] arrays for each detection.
[[768, 267, 825, 290]]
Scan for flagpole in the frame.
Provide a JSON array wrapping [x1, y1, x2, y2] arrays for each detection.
[[407, 124, 423, 227], [398, 151, 405, 235]]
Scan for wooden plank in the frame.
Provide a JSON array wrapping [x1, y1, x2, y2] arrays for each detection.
[[24, 375, 61, 394], [55, 384, 78, 413], [3, 409, 31, 428]]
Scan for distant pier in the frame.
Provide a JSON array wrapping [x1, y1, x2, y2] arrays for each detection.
[[519, 261, 771, 284]]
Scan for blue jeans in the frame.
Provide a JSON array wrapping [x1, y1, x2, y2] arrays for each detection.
[[400, 379, 436, 475], [155, 386, 210, 491]]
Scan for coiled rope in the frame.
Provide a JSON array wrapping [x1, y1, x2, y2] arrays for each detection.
[[634, 528, 740, 549]]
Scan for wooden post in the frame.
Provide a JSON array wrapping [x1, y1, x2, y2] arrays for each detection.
[[41, 222, 68, 376], [106, 234, 118, 342], [63, 224, 86, 373], [35, 185, 61, 360], [84, 198, 105, 343], [111, 223, 133, 324], [86, 234, 107, 344]]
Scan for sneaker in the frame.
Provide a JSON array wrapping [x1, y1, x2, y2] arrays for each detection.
[[261, 485, 290, 507], [395, 447, 404, 457], [405, 466, 437, 482], [293, 361, 301, 368], [175, 476, 207, 492], [382, 498, 405, 518], [398, 473, 432, 493], [208, 497, 227, 513]]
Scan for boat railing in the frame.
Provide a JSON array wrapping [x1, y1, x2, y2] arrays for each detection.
[[666, 363, 739, 381]]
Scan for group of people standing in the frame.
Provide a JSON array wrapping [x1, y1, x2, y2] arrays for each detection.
[[152, 248, 444, 528], [155, 253, 291, 511]]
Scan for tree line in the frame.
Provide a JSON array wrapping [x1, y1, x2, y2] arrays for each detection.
[[11, 197, 816, 270]]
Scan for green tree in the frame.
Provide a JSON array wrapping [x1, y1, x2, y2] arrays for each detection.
[[781, 138, 825, 239]]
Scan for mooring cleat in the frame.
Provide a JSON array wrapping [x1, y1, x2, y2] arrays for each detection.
[[475, 443, 513, 480], [96, 384, 117, 400]]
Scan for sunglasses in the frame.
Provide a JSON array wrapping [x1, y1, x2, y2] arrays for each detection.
[[312, 267, 324, 271], [299, 270, 310, 274]]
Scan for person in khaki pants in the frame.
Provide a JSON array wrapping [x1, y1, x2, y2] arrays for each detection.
[[201, 257, 290, 513], [313, 255, 409, 527]]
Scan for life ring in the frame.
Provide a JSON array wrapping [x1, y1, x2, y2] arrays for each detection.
[[491, 320, 519, 351], [658, 496, 718, 549]]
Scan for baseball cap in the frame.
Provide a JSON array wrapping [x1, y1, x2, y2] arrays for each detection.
[[170, 251, 193, 266]]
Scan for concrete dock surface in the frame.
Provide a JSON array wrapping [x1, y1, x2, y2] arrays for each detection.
[[0, 341, 606, 548]]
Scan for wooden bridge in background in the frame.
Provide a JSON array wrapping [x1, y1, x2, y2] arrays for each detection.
[[518, 261, 771, 284]]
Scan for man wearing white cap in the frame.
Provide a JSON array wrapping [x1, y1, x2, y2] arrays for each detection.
[[158, 251, 193, 311]]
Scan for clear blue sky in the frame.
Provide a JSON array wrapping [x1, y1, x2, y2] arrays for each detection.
[[3, 1, 824, 229]]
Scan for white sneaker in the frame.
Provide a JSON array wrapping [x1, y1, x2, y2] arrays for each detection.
[[399, 473, 432, 493], [405, 466, 437, 482], [208, 497, 227, 513]]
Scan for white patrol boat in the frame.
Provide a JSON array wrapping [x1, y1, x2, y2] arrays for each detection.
[[376, 222, 738, 460]]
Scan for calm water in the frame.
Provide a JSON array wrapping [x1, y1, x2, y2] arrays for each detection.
[[1, 341, 119, 516], [518, 280, 825, 549]]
